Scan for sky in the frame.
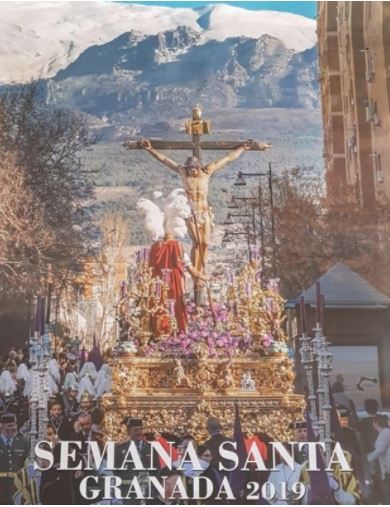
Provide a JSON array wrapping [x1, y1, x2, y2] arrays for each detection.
[[128, 1, 317, 19]]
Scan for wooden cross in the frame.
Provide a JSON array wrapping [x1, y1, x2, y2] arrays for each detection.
[[123, 104, 271, 160]]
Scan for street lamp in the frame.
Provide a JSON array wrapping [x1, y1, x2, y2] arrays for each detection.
[[227, 196, 239, 209], [223, 212, 251, 226], [223, 214, 234, 225], [232, 163, 276, 276], [234, 171, 247, 186], [222, 226, 252, 260]]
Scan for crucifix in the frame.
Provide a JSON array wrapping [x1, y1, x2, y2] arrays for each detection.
[[124, 105, 271, 305]]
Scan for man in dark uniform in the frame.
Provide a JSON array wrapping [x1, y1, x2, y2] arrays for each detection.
[[289, 420, 308, 465], [337, 406, 363, 458], [62, 384, 79, 424], [115, 417, 159, 504], [0, 412, 29, 504]]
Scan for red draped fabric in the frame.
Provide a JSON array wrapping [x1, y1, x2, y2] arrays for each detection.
[[156, 436, 179, 468], [149, 239, 188, 333], [244, 435, 268, 460]]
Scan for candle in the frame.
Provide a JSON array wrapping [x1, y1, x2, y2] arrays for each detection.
[[120, 281, 127, 298], [167, 299, 175, 316], [245, 283, 252, 297], [46, 283, 52, 325], [40, 297, 46, 335], [266, 297, 274, 313], [320, 294, 325, 332], [299, 295, 306, 334], [141, 248, 149, 262], [161, 268, 172, 284], [155, 280, 161, 299], [35, 298, 40, 334], [227, 271, 235, 284], [315, 281, 321, 325], [249, 244, 259, 261]]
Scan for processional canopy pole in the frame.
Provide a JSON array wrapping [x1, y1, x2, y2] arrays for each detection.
[[299, 285, 333, 461]]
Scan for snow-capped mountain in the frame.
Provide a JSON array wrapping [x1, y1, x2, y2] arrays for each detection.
[[0, 1, 316, 84], [47, 25, 319, 128]]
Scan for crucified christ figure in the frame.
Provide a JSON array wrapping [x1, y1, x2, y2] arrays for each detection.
[[139, 138, 252, 283]]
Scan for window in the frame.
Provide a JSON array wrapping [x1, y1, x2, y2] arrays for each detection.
[[363, 49, 375, 82], [371, 152, 384, 183], [345, 2, 349, 19], [365, 99, 380, 125], [365, 99, 375, 121], [347, 127, 357, 153], [367, 1, 372, 18]]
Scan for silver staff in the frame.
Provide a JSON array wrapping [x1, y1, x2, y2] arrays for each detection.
[[299, 333, 318, 431]]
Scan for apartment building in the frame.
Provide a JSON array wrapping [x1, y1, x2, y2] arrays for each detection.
[[318, 2, 390, 207]]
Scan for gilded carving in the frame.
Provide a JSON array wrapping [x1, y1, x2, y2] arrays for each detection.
[[103, 354, 304, 442]]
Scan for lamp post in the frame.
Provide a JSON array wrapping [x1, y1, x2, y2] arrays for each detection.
[[225, 196, 264, 270], [234, 164, 276, 275], [222, 226, 252, 261], [223, 211, 251, 226]]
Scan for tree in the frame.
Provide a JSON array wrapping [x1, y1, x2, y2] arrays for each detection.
[[94, 212, 130, 348], [271, 167, 328, 296], [0, 150, 55, 289], [0, 84, 97, 297], [228, 166, 390, 298]]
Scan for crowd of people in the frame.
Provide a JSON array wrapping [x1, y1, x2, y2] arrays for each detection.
[[1, 346, 390, 505], [330, 385, 390, 505]]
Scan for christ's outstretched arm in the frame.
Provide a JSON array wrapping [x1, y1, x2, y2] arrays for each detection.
[[139, 138, 181, 174], [206, 140, 252, 175]]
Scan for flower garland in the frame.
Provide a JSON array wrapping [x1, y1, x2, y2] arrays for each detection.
[[144, 302, 252, 359]]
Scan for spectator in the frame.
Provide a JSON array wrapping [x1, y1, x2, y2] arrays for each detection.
[[358, 398, 380, 454], [73, 411, 92, 444], [151, 466, 182, 505], [197, 445, 222, 503], [46, 423, 59, 445], [4, 350, 17, 369], [203, 417, 232, 474], [15, 348, 25, 366], [62, 384, 79, 423], [40, 442, 76, 504], [331, 382, 359, 427], [367, 414, 390, 501], [337, 406, 362, 459]]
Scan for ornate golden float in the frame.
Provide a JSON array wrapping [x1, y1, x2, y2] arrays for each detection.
[[103, 253, 304, 441]]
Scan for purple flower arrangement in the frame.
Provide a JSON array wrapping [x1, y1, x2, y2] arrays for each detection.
[[144, 302, 252, 358]]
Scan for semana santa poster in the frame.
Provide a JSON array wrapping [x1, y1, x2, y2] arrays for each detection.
[[0, 0, 389, 505]]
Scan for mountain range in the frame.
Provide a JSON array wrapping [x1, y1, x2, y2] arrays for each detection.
[[0, 2, 316, 84], [47, 26, 319, 129], [0, 3, 320, 139]]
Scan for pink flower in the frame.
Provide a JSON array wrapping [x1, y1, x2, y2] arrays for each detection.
[[262, 333, 274, 348]]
